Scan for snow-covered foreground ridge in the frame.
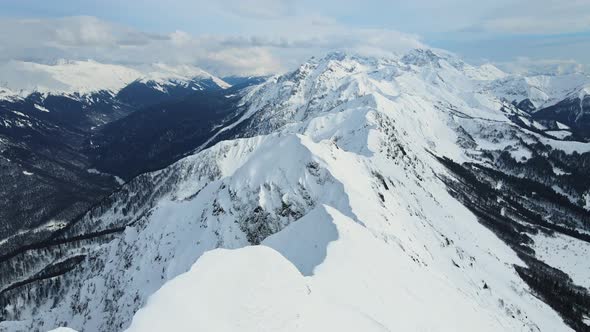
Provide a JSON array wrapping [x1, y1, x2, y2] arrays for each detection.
[[3, 50, 590, 331]]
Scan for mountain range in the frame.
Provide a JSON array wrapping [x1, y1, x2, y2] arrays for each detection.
[[0, 49, 589, 331], [0, 61, 263, 257]]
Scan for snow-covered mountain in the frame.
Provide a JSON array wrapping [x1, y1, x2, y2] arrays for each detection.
[[116, 65, 230, 109], [531, 85, 590, 140], [484, 71, 590, 109], [474, 63, 590, 139], [1, 50, 590, 332], [0, 61, 238, 260], [0, 60, 142, 97], [138, 63, 230, 90], [0, 60, 229, 101]]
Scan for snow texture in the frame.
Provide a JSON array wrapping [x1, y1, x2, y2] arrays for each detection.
[[532, 232, 590, 289]]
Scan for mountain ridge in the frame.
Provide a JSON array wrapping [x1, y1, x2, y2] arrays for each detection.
[[1, 50, 589, 331], [0, 60, 230, 100]]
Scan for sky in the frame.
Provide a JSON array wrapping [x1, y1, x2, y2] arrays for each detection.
[[0, 0, 589, 75]]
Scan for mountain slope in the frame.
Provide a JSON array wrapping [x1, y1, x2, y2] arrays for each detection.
[[116, 64, 230, 108], [0, 95, 128, 249], [0, 62, 237, 255], [484, 71, 590, 140], [88, 90, 244, 179], [485, 72, 590, 110], [1, 51, 589, 332], [532, 86, 590, 140]]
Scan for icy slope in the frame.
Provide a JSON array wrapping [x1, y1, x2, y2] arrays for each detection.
[[2, 50, 589, 332]]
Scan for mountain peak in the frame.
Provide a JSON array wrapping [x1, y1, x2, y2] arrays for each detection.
[[138, 63, 230, 89], [401, 48, 445, 66], [305, 48, 466, 73]]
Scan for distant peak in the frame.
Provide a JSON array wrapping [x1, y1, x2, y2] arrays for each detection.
[[565, 83, 590, 100], [138, 63, 230, 89], [320, 51, 348, 62], [401, 48, 446, 67]]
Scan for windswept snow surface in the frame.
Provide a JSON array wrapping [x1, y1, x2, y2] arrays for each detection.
[[126, 245, 389, 332], [3, 50, 585, 331]]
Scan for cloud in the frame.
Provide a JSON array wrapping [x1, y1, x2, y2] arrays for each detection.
[[0, 15, 425, 76], [2, 1, 587, 76], [222, 0, 296, 19], [495, 57, 589, 76], [460, 0, 590, 35], [205, 47, 283, 76], [0, 16, 159, 49]]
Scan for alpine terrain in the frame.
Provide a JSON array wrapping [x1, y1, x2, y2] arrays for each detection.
[[0, 59, 262, 257], [1, 49, 590, 332]]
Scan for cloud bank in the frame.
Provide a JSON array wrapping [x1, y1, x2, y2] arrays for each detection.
[[0, 15, 424, 75], [1, 0, 588, 75]]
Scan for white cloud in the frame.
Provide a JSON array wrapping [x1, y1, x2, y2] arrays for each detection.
[[52, 17, 116, 47], [205, 47, 283, 76], [495, 57, 590, 76], [465, 0, 590, 35], [169, 30, 193, 47], [2, 0, 588, 75], [0, 15, 425, 76], [222, 0, 296, 19]]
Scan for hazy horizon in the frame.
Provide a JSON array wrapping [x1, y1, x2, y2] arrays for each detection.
[[0, 0, 588, 75]]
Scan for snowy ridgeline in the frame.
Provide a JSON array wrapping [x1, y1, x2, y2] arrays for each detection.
[[0, 60, 229, 99], [2, 49, 590, 332]]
